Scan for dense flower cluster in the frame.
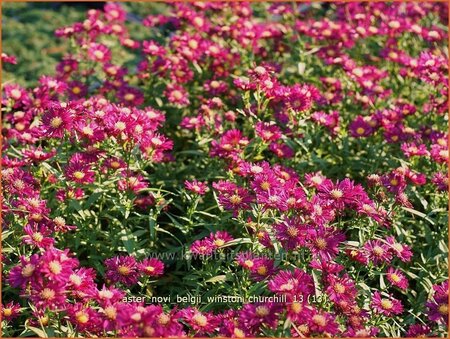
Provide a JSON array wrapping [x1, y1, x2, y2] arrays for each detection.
[[1, 2, 448, 338]]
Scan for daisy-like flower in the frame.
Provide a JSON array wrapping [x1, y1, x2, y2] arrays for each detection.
[[238, 302, 281, 332], [385, 236, 413, 262], [165, 83, 189, 106], [65, 162, 95, 184], [217, 187, 253, 216], [386, 267, 408, 290], [105, 255, 139, 286], [29, 280, 68, 310], [306, 308, 340, 335], [362, 239, 393, 265], [190, 239, 215, 256], [249, 257, 276, 281], [8, 254, 40, 289], [325, 274, 358, 304], [426, 280, 449, 325], [41, 103, 73, 138], [268, 268, 315, 300], [40, 248, 79, 283], [349, 116, 375, 138], [273, 217, 309, 250], [185, 180, 208, 195], [371, 291, 403, 316], [88, 43, 112, 63], [22, 224, 54, 249], [66, 303, 101, 333], [138, 258, 164, 277], [181, 307, 218, 334], [209, 231, 233, 248], [1, 302, 21, 321], [307, 226, 345, 261]]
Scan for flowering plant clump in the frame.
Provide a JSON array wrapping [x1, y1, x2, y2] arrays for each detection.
[[1, 2, 448, 338]]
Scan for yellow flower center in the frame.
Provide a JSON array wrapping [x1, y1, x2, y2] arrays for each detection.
[[255, 306, 270, 317], [145, 266, 155, 272], [214, 239, 225, 247], [230, 194, 242, 205], [76, 311, 89, 324], [260, 181, 270, 191], [93, 50, 105, 59], [40, 288, 55, 300], [70, 274, 82, 286], [73, 171, 85, 180], [118, 265, 130, 275], [287, 226, 298, 238], [356, 127, 365, 135], [124, 93, 135, 101], [110, 161, 121, 169], [390, 273, 401, 283], [72, 87, 81, 94], [3, 308, 12, 317], [32, 232, 44, 242], [50, 117, 63, 128], [244, 260, 254, 268], [291, 302, 302, 314], [157, 314, 170, 325], [330, 189, 343, 199], [114, 121, 126, 131], [172, 90, 183, 100], [312, 314, 327, 327], [11, 89, 22, 99], [192, 314, 207, 327], [48, 261, 62, 275], [82, 126, 93, 136], [380, 299, 393, 310], [315, 238, 327, 250], [103, 306, 117, 320], [373, 246, 384, 256], [257, 266, 267, 275], [439, 304, 448, 315], [22, 264, 35, 277], [334, 283, 346, 294], [234, 328, 245, 338]]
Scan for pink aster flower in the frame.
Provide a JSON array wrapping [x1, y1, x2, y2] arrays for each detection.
[[41, 103, 73, 138], [8, 254, 40, 289], [371, 291, 403, 316], [65, 162, 95, 184], [268, 268, 315, 301], [165, 83, 189, 106], [185, 180, 208, 195], [306, 308, 340, 335], [307, 226, 345, 261], [208, 231, 233, 248], [105, 255, 139, 286], [138, 258, 164, 277], [386, 267, 409, 290], [181, 307, 219, 334], [190, 239, 215, 256], [238, 302, 281, 332], [1, 302, 21, 321], [249, 257, 277, 281], [88, 43, 112, 63], [273, 217, 309, 250]]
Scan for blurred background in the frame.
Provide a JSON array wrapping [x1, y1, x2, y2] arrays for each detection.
[[1, 2, 169, 86]]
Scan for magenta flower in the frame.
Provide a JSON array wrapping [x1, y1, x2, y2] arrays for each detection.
[[386, 267, 409, 290], [371, 291, 403, 316], [104, 256, 139, 286], [184, 180, 208, 195], [138, 258, 164, 277], [88, 43, 111, 63]]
